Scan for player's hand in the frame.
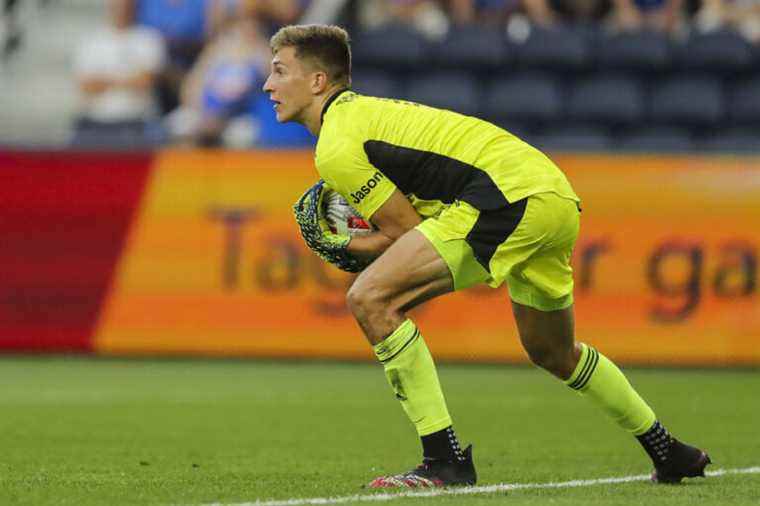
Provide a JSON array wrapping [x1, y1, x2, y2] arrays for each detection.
[[293, 180, 370, 273]]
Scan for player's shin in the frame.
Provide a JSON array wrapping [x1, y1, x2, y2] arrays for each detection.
[[564, 343, 656, 434], [373, 319, 463, 460], [565, 343, 711, 481]]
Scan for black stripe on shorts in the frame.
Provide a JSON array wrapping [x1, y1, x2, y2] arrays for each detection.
[[465, 197, 528, 271]]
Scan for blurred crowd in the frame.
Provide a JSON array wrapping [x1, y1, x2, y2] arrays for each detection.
[[361, 0, 760, 42], [35, 0, 757, 149], [70, 0, 313, 149]]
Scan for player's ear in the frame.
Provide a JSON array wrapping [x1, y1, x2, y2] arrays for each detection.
[[310, 70, 329, 94]]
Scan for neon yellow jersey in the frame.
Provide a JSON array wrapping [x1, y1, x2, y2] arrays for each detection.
[[315, 90, 579, 221]]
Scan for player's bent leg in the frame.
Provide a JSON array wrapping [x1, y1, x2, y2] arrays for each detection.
[[503, 192, 710, 483], [346, 229, 453, 345], [347, 229, 476, 488], [511, 300, 710, 483], [513, 299, 658, 436]]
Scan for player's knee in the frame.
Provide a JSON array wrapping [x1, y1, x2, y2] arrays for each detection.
[[524, 343, 573, 379], [524, 344, 553, 370], [346, 277, 388, 319]]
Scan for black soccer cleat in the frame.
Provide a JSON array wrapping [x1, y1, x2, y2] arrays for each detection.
[[651, 439, 711, 484], [367, 444, 477, 488]]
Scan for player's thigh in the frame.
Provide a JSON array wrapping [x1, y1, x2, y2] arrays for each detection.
[[415, 201, 492, 292], [495, 192, 580, 312], [351, 228, 454, 314]]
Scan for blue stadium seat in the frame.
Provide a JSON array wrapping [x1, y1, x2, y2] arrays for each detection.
[[676, 30, 754, 73], [514, 26, 591, 72], [351, 24, 428, 69], [650, 76, 725, 126], [595, 30, 671, 72], [567, 75, 645, 127], [699, 128, 760, 153], [433, 26, 510, 71], [351, 70, 398, 98], [403, 72, 480, 116], [730, 76, 760, 125], [616, 127, 694, 152], [532, 125, 612, 152], [484, 73, 562, 125]]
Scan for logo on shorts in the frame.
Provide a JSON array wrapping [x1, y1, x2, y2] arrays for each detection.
[[351, 171, 385, 204]]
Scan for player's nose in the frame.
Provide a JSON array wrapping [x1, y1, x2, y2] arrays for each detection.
[[263, 75, 274, 93]]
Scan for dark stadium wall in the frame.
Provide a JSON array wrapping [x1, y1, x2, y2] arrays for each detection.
[[0, 151, 153, 352]]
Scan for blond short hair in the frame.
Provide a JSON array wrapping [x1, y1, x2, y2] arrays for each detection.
[[270, 24, 351, 87]]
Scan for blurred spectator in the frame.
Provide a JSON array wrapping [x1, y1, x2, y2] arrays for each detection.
[[610, 0, 687, 34], [523, 0, 613, 27], [448, 0, 522, 26], [132, 0, 238, 113], [1, 0, 21, 59], [358, 0, 450, 40], [238, 0, 310, 35], [508, 0, 688, 34], [71, 0, 166, 148], [695, 0, 760, 41], [167, 18, 314, 147]]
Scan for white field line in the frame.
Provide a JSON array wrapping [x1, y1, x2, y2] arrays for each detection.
[[200, 466, 760, 506]]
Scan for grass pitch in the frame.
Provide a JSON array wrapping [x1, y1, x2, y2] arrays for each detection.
[[0, 357, 758, 505]]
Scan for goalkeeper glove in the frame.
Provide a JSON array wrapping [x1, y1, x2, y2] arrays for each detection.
[[293, 179, 370, 273]]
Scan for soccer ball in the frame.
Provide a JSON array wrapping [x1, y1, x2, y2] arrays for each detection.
[[323, 189, 373, 236]]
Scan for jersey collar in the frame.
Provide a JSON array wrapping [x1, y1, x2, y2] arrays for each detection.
[[320, 88, 350, 125]]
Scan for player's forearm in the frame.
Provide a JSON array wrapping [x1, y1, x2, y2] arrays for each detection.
[[117, 72, 155, 91], [79, 72, 154, 94], [79, 77, 111, 95], [346, 232, 395, 261]]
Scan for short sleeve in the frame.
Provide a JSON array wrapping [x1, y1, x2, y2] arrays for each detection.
[[133, 28, 166, 73], [316, 140, 396, 221], [73, 36, 102, 77]]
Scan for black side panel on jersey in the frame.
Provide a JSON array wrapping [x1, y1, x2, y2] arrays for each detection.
[[363, 140, 509, 210]]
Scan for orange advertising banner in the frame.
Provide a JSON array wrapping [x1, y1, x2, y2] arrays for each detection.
[[94, 151, 760, 365]]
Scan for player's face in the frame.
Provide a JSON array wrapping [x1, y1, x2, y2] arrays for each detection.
[[263, 47, 313, 124]]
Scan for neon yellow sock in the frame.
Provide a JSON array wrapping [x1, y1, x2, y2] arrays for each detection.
[[374, 319, 452, 436], [565, 343, 656, 435]]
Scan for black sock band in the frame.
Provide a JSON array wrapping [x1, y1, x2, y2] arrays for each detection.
[[421, 426, 465, 462]]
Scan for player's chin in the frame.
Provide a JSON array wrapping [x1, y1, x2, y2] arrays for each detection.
[[274, 106, 292, 123]]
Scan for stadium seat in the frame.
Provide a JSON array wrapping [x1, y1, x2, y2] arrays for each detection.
[[729, 76, 760, 125], [403, 72, 480, 116], [532, 125, 612, 152], [595, 30, 671, 73], [675, 30, 755, 73], [650, 76, 725, 127], [351, 24, 428, 69], [699, 128, 760, 153], [484, 73, 562, 125], [616, 127, 694, 152], [70, 120, 166, 149], [567, 75, 645, 127], [514, 25, 591, 72], [351, 70, 398, 98], [432, 26, 511, 71]]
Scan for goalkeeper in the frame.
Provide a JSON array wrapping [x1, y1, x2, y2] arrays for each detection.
[[264, 24, 710, 488]]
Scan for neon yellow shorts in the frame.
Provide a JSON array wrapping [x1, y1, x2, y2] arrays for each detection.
[[415, 192, 580, 312]]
